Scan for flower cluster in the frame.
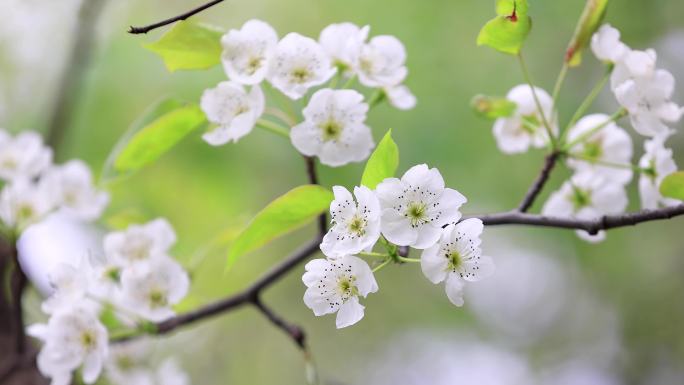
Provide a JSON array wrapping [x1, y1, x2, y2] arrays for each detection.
[[303, 164, 495, 328], [105, 340, 190, 385], [200, 20, 416, 167], [490, 24, 682, 242], [28, 218, 190, 385], [0, 129, 108, 232]]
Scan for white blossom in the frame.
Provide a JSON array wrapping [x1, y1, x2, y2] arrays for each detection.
[[542, 172, 628, 242], [0, 129, 52, 181], [302, 255, 378, 328], [41, 262, 89, 315], [320, 185, 381, 258], [376, 164, 467, 249], [357, 35, 407, 88], [290, 88, 374, 167], [384, 84, 417, 110], [43, 160, 109, 221], [638, 135, 679, 209], [420, 219, 494, 307], [0, 178, 54, 230], [28, 306, 109, 385], [566, 114, 634, 185], [319, 22, 369, 70], [103, 218, 176, 267], [610, 49, 657, 88], [220, 19, 278, 85], [86, 252, 125, 298], [120, 257, 190, 322], [200, 81, 264, 145], [268, 32, 336, 100], [591, 24, 629, 63], [492, 84, 557, 154]]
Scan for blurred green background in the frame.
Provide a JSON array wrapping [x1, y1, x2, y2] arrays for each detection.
[[2, 0, 684, 383]]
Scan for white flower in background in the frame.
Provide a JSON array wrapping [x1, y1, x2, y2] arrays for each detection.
[[43, 160, 109, 221], [0, 130, 52, 181], [492, 84, 557, 154], [320, 185, 381, 258], [420, 219, 495, 307], [319, 22, 369, 70], [41, 262, 89, 314], [357, 35, 408, 88], [268, 32, 336, 100], [104, 218, 176, 266], [376, 164, 467, 249], [290, 88, 374, 167], [591, 24, 629, 63], [0, 178, 54, 230], [610, 49, 657, 88], [120, 257, 190, 322], [302, 255, 378, 328], [28, 306, 109, 385], [566, 114, 634, 185], [638, 136, 679, 209], [200, 81, 264, 145], [105, 340, 154, 385], [384, 84, 417, 110], [86, 253, 125, 298], [542, 172, 628, 242], [220, 19, 278, 85], [155, 359, 190, 385]]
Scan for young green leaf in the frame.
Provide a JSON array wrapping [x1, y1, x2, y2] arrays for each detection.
[[144, 20, 224, 72], [471, 94, 517, 119], [110, 100, 206, 175], [477, 0, 532, 55], [565, 0, 610, 67], [226, 185, 334, 268], [660, 171, 684, 201], [361, 129, 399, 189]]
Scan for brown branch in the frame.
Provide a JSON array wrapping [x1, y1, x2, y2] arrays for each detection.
[[252, 296, 306, 350], [127, 0, 226, 34], [45, 0, 108, 155], [11, 244, 27, 354], [471, 204, 684, 235], [517, 152, 560, 212]]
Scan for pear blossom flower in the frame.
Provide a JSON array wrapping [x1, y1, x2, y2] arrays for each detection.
[[565, 114, 634, 185], [104, 218, 176, 266], [0, 130, 52, 181], [357, 35, 408, 88], [43, 160, 109, 221], [41, 262, 89, 314], [320, 185, 381, 258], [542, 172, 628, 242], [610, 49, 657, 89], [319, 22, 369, 70], [0, 178, 54, 230], [268, 32, 336, 100], [638, 136, 679, 209], [384, 84, 417, 110], [120, 257, 190, 322], [28, 306, 109, 385], [302, 255, 378, 328], [86, 253, 125, 298], [591, 24, 629, 63], [200, 81, 264, 145], [220, 19, 278, 85], [492, 85, 557, 154], [420, 219, 495, 307], [290, 88, 374, 167], [376, 164, 467, 249]]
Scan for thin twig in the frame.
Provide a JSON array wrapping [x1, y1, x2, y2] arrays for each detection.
[[517, 152, 560, 212], [252, 297, 307, 350], [128, 0, 226, 34], [305, 157, 328, 235]]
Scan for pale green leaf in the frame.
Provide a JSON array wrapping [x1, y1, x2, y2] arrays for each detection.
[[144, 20, 224, 72], [565, 0, 610, 67], [477, 0, 532, 55], [471, 94, 517, 119], [226, 185, 333, 268], [361, 129, 399, 189], [660, 171, 684, 201]]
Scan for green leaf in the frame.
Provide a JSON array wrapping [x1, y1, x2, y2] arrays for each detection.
[[565, 0, 610, 67], [226, 185, 333, 268], [471, 94, 517, 119], [477, 0, 532, 55], [361, 129, 399, 189], [660, 171, 684, 201], [144, 20, 224, 72], [103, 98, 207, 180]]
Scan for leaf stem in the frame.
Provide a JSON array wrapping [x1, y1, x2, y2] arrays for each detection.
[[551, 62, 569, 111], [517, 53, 557, 149], [566, 153, 644, 172], [341, 74, 357, 89], [359, 251, 390, 259], [561, 63, 614, 142], [563, 108, 627, 150], [397, 256, 421, 263], [372, 258, 392, 273], [256, 119, 291, 138]]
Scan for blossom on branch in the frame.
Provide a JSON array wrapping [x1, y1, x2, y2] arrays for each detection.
[[200, 81, 264, 145], [220, 19, 278, 85]]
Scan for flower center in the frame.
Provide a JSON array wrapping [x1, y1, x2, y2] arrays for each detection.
[[125, 238, 151, 260], [570, 185, 591, 211], [582, 139, 603, 162], [337, 276, 358, 300], [16, 204, 35, 223], [319, 120, 343, 141], [148, 289, 168, 308], [406, 201, 428, 227], [347, 215, 366, 236], [447, 250, 463, 271], [104, 267, 121, 283], [291, 68, 310, 83], [247, 57, 262, 74], [643, 159, 658, 182], [80, 330, 97, 350]]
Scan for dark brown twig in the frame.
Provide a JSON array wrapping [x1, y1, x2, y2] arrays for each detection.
[[127, 0, 226, 34], [252, 296, 306, 350], [517, 152, 560, 212]]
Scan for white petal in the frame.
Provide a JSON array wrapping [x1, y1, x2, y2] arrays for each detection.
[[444, 274, 465, 307], [82, 353, 103, 384], [420, 241, 448, 284], [335, 297, 365, 328], [461, 255, 495, 282], [380, 208, 417, 246]]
